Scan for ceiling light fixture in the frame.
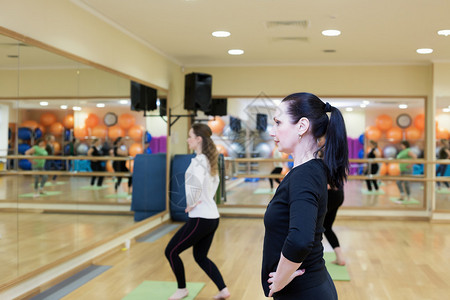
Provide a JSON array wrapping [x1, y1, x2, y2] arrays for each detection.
[[73, 106, 82, 111], [60, 105, 68, 109], [212, 31, 231, 37], [119, 100, 129, 105], [443, 108, 450, 113], [416, 48, 433, 54], [39, 101, 48, 106], [362, 100, 370, 105], [322, 30, 341, 37], [360, 104, 367, 108], [228, 49, 244, 55], [437, 30, 450, 36], [399, 104, 408, 109], [96, 103, 105, 108], [345, 107, 353, 112]]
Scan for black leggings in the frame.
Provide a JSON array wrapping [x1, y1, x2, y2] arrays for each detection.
[[273, 272, 337, 300], [113, 161, 132, 189], [269, 167, 283, 189], [90, 161, 105, 186], [364, 163, 379, 191], [165, 218, 226, 290], [324, 189, 344, 249], [436, 164, 449, 188]]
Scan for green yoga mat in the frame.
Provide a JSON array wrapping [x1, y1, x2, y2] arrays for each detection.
[[324, 252, 350, 281], [253, 188, 276, 195], [437, 188, 450, 194], [80, 185, 109, 190], [29, 181, 66, 187], [105, 193, 130, 198], [123, 281, 205, 300], [361, 189, 385, 195], [389, 197, 420, 205], [19, 191, 63, 198]]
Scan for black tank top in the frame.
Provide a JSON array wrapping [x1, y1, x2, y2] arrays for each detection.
[[368, 147, 377, 159]]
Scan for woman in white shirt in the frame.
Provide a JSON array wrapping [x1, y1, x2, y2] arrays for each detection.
[[165, 123, 230, 300]]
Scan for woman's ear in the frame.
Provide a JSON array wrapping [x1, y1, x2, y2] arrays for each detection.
[[297, 117, 310, 136]]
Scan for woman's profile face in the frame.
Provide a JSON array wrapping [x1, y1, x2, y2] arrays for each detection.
[[270, 102, 298, 154], [187, 128, 201, 151]]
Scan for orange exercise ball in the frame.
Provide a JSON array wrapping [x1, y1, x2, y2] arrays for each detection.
[[405, 126, 421, 141], [414, 114, 425, 131], [62, 114, 74, 129], [37, 124, 46, 134], [74, 126, 88, 139], [118, 113, 136, 130], [85, 113, 100, 129], [379, 163, 387, 176], [106, 161, 114, 173], [128, 125, 144, 142], [51, 141, 61, 154], [40, 112, 57, 127], [365, 126, 382, 142], [208, 117, 226, 135], [376, 114, 393, 131], [387, 163, 401, 176], [436, 127, 449, 140], [108, 125, 125, 141], [216, 144, 228, 156], [92, 125, 108, 138], [126, 160, 134, 173], [20, 120, 39, 130], [129, 143, 143, 157], [49, 122, 64, 136], [386, 127, 403, 143]]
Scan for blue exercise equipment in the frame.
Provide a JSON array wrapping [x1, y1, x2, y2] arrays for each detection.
[[169, 154, 195, 222], [131, 153, 167, 221], [18, 127, 32, 140], [19, 159, 32, 170], [18, 143, 31, 154]]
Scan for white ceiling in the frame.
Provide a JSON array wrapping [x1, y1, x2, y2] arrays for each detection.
[[73, 0, 450, 66]]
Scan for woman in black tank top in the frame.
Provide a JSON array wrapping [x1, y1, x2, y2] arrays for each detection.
[[436, 139, 450, 189]]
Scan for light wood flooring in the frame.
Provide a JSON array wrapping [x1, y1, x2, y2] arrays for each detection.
[[61, 217, 450, 300]]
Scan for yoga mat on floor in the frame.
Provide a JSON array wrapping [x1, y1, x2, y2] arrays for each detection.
[[361, 189, 385, 195], [253, 188, 275, 195], [80, 185, 109, 190], [122, 281, 204, 300], [105, 193, 130, 198], [19, 191, 63, 198], [437, 188, 450, 194], [389, 197, 420, 205], [29, 181, 66, 187], [324, 252, 350, 281]]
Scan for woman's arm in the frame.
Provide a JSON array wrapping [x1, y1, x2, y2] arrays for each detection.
[[267, 253, 305, 297]]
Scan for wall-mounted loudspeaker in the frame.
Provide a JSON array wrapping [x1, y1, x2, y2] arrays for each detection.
[[159, 98, 167, 116], [206, 98, 227, 116], [130, 81, 157, 112], [256, 113, 268, 132], [184, 73, 212, 112]]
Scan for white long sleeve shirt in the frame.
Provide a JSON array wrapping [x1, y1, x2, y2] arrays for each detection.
[[185, 154, 220, 219]]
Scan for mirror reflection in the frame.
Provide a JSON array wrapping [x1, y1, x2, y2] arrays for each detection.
[[0, 34, 167, 285]]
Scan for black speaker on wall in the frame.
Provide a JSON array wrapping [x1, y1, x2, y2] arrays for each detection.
[[130, 81, 157, 111], [230, 116, 242, 132], [184, 72, 212, 112], [159, 98, 167, 116], [256, 113, 268, 132], [206, 98, 227, 116]]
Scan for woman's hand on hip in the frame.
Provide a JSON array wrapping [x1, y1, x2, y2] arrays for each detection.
[[267, 269, 305, 297]]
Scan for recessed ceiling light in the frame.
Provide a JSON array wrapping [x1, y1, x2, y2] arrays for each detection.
[[416, 48, 433, 54], [73, 106, 82, 111], [399, 104, 408, 109], [96, 103, 105, 108], [437, 30, 450, 36], [345, 107, 353, 112], [119, 100, 129, 105], [322, 30, 341, 37], [228, 49, 244, 55], [212, 31, 231, 38], [40, 101, 48, 106], [443, 108, 450, 113], [360, 104, 367, 108], [60, 105, 68, 109], [362, 100, 370, 105]]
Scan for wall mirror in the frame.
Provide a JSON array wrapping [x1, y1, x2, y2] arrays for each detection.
[[0, 34, 168, 285], [205, 96, 447, 211]]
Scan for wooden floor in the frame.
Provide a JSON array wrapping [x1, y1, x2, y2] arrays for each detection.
[[61, 217, 450, 300]]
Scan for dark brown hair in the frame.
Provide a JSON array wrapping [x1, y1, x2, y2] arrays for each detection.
[[192, 123, 219, 176]]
